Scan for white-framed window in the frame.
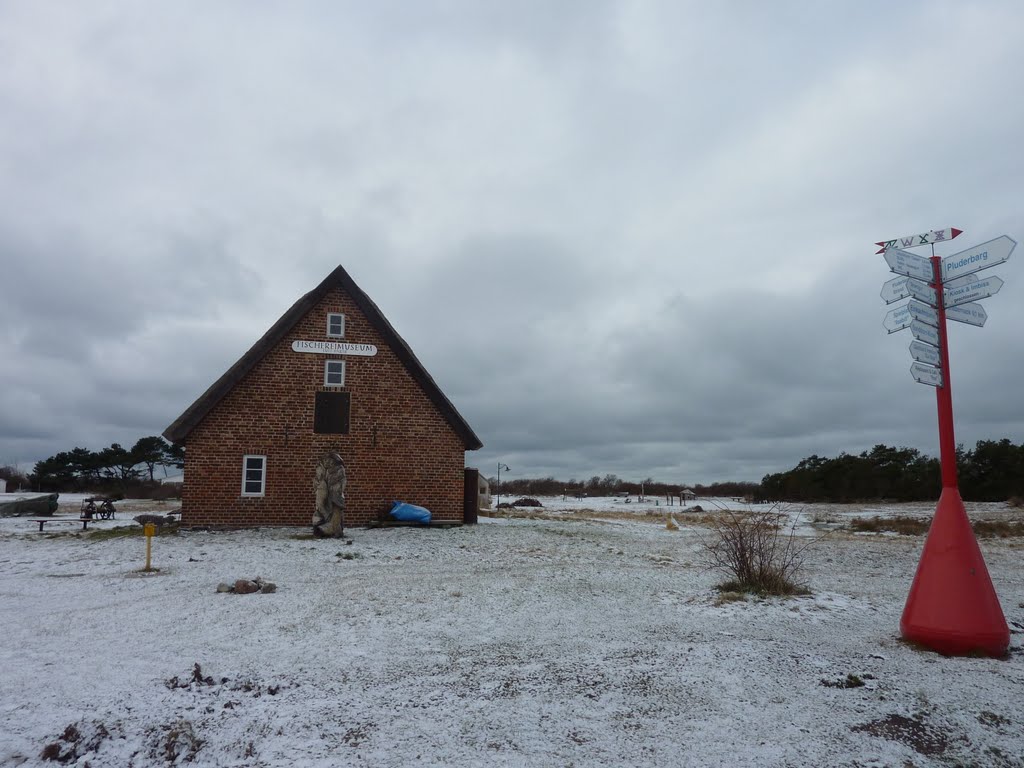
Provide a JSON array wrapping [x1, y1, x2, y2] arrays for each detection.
[[327, 313, 345, 338], [242, 455, 266, 497], [324, 359, 346, 387]]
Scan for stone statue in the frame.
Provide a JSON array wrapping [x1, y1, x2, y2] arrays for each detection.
[[313, 452, 347, 538]]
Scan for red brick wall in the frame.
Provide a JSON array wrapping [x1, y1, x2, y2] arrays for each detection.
[[180, 287, 468, 528]]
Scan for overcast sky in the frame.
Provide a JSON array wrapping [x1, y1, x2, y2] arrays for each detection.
[[3, 1, 1023, 485]]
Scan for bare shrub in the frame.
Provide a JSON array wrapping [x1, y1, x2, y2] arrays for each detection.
[[701, 509, 812, 596], [0, 465, 30, 490]]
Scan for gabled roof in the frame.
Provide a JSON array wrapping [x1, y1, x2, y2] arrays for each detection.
[[163, 265, 483, 450]]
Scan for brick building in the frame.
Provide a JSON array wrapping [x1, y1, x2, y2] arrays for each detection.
[[163, 265, 482, 528]]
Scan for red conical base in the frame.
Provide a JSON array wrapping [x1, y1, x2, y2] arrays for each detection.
[[900, 487, 1009, 656]]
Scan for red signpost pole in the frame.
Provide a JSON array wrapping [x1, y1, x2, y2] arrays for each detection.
[[899, 255, 1009, 657], [933, 254, 959, 490]]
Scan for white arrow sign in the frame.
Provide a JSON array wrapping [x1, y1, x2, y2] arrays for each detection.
[[945, 302, 987, 327], [876, 227, 962, 254], [943, 272, 979, 290], [941, 235, 1016, 282], [911, 362, 943, 388], [906, 278, 938, 307], [909, 340, 941, 367], [883, 305, 912, 333], [944, 276, 1004, 308], [880, 275, 910, 304], [910, 320, 940, 347], [884, 247, 934, 281], [907, 299, 938, 327]]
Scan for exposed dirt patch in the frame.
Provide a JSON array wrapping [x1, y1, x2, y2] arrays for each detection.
[[852, 713, 950, 756]]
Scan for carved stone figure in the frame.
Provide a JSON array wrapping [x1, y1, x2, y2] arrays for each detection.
[[313, 452, 347, 537]]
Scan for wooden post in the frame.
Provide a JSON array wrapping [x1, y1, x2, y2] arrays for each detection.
[[144, 523, 156, 571]]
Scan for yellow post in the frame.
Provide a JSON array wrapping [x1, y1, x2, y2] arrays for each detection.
[[144, 523, 156, 571]]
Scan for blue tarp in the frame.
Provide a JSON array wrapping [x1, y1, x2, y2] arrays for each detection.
[[390, 501, 432, 524]]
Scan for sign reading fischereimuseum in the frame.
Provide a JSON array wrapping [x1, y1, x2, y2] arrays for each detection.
[[291, 340, 378, 356]]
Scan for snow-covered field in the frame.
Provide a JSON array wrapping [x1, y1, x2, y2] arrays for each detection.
[[1, 495, 1022, 767]]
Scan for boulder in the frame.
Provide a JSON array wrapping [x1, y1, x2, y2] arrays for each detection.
[[233, 579, 260, 595], [218, 576, 278, 594]]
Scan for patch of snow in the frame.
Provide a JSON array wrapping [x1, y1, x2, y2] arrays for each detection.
[[0, 501, 1021, 766]]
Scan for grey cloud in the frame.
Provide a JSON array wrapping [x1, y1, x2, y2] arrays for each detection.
[[3, 1, 1024, 484]]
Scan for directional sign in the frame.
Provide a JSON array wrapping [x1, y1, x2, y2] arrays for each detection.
[[907, 299, 938, 327], [910, 319, 940, 347], [911, 362, 943, 388], [884, 247, 934, 281], [906, 278, 938, 307], [875, 227, 962, 254], [944, 276, 1003, 308], [880, 275, 910, 304], [883, 305, 912, 333], [946, 302, 987, 328], [941, 235, 1016, 282], [943, 272, 979, 290], [910, 340, 942, 367]]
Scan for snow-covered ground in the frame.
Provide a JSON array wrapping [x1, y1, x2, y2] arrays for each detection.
[[1, 495, 1022, 767]]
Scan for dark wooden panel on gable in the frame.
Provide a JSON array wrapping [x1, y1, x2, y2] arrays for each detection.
[[314, 392, 351, 434]]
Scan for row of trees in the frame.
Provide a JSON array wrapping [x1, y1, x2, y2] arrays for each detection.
[[28, 437, 184, 493], [490, 439, 1024, 504], [760, 439, 1024, 503], [493, 473, 759, 500]]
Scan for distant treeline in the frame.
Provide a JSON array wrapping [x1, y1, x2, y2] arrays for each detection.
[[490, 439, 1024, 504], [4, 436, 185, 496], [760, 440, 1024, 503]]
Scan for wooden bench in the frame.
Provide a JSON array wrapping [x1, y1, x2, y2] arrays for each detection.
[[28, 518, 95, 532]]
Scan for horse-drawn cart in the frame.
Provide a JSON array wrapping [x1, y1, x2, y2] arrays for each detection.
[[80, 497, 116, 520]]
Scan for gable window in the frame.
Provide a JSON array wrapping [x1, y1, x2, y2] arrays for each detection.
[[324, 360, 345, 387], [242, 455, 266, 496], [314, 392, 350, 434], [327, 313, 345, 338]]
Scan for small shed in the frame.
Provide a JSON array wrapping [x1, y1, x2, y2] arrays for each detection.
[[477, 475, 492, 510]]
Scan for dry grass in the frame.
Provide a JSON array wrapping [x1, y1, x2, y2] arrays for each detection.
[[713, 590, 747, 606], [850, 516, 1024, 538], [972, 520, 1024, 538], [850, 516, 929, 536]]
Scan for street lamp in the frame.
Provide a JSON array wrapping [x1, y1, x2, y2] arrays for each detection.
[[496, 462, 510, 510]]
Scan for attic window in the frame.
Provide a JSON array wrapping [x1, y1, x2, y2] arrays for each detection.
[[324, 360, 345, 387], [327, 313, 345, 338], [314, 392, 350, 434]]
